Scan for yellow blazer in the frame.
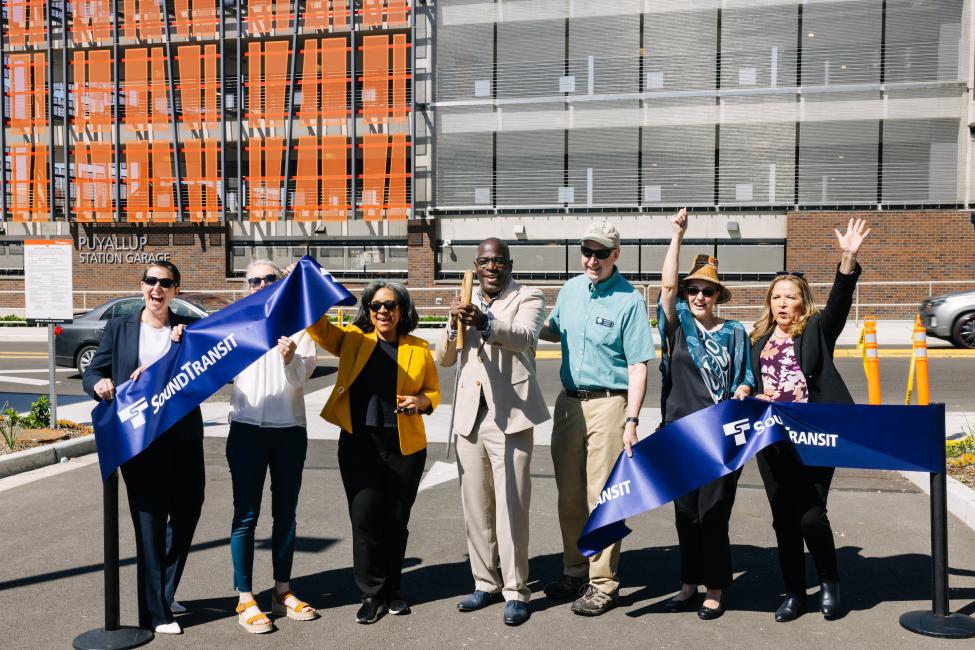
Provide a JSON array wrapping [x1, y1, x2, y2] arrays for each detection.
[[306, 315, 441, 455]]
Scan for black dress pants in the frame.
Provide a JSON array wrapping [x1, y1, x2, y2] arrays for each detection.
[[757, 442, 838, 595], [338, 427, 426, 599], [120, 410, 205, 629], [673, 468, 742, 589]]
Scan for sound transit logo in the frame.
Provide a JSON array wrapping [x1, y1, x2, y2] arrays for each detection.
[[117, 397, 149, 430], [722, 418, 751, 446]]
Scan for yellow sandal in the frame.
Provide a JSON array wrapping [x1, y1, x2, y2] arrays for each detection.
[[236, 600, 273, 634], [272, 591, 318, 621]]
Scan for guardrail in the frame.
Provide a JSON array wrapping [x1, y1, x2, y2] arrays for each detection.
[[0, 279, 971, 322]]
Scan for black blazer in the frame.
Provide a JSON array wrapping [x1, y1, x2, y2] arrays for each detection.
[[83, 307, 200, 407], [750, 264, 861, 405]]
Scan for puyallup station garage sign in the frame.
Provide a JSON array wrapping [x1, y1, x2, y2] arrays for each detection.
[[77, 235, 172, 264]]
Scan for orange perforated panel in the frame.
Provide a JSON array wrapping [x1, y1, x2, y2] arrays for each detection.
[[8, 144, 49, 222], [123, 0, 165, 41], [305, 0, 351, 30], [386, 0, 410, 26], [248, 0, 291, 34], [7, 0, 47, 47], [323, 39, 348, 122], [360, 134, 387, 221], [125, 48, 169, 129], [298, 41, 320, 124], [125, 142, 176, 222], [204, 44, 219, 124], [72, 0, 113, 45], [174, 0, 219, 38], [323, 136, 349, 221], [178, 46, 201, 125], [247, 139, 285, 221], [362, 0, 383, 27], [247, 41, 290, 125], [387, 134, 408, 220], [8, 54, 47, 130], [72, 51, 114, 131], [183, 139, 221, 222], [74, 142, 115, 223], [361, 35, 388, 122], [391, 34, 408, 119], [294, 136, 321, 222]]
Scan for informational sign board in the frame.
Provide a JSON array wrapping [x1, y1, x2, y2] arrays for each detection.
[[25, 239, 74, 324]]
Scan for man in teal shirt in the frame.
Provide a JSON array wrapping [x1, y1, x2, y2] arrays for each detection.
[[540, 221, 655, 616]]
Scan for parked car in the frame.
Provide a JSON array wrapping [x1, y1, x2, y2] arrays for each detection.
[[55, 293, 232, 375], [919, 289, 975, 349]]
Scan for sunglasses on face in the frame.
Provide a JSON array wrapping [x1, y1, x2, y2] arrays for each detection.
[[580, 246, 614, 260], [685, 286, 716, 298], [774, 271, 805, 279], [475, 256, 509, 269], [246, 274, 278, 288], [143, 276, 176, 289], [368, 300, 398, 313]]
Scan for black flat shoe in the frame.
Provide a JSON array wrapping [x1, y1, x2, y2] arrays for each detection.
[[698, 595, 725, 620], [356, 597, 387, 624], [664, 592, 700, 612], [775, 595, 808, 622], [819, 581, 841, 620]]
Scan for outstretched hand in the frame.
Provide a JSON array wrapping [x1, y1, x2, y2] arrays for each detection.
[[671, 207, 688, 235], [835, 217, 870, 258]]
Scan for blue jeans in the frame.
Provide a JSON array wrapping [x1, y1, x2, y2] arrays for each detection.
[[227, 421, 308, 592]]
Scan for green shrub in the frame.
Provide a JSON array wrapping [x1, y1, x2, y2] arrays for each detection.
[[0, 404, 18, 449], [945, 435, 975, 458], [19, 395, 51, 429]]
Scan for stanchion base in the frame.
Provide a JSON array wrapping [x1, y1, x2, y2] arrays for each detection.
[[900, 610, 975, 639], [72, 626, 153, 650]]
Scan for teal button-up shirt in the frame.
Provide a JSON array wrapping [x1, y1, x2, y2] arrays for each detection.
[[548, 268, 655, 391]]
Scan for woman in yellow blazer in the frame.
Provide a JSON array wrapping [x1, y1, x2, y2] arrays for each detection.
[[306, 280, 440, 625]]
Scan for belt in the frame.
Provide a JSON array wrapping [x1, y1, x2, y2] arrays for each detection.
[[565, 388, 627, 400]]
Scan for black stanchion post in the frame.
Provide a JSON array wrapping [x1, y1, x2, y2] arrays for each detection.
[[73, 471, 153, 649], [900, 407, 975, 638]]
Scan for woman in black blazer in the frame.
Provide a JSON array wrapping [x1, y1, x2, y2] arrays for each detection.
[[82, 261, 204, 635], [749, 218, 870, 623]]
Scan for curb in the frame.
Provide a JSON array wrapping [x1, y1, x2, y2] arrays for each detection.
[[0, 435, 97, 479], [900, 470, 975, 532]]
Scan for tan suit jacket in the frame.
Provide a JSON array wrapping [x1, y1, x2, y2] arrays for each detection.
[[435, 280, 550, 436]]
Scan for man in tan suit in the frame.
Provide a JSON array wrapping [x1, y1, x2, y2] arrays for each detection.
[[435, 238, 549, 627]]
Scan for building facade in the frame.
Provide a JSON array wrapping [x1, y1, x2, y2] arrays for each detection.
[[2, 1, 975, 318]]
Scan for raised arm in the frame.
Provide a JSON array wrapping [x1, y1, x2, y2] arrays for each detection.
[[660, 208, 688, 335], [305, 312, 345, 356], [485, 289, 545, 352], [820, 218, 869, 345]]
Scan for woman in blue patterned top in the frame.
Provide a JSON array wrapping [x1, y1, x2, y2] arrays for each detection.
[[657, 208, 754, 620]]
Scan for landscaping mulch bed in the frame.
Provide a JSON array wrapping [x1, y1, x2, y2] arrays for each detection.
[[948, 463, 975, 489], [0, 424, 93, 456]]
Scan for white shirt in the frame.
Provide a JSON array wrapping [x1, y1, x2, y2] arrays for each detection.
[[229, 331, 317, 427], [139, 322, 172, 367]]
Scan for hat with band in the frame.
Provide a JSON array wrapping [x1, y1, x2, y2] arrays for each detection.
[[682, 254, 732, 304]]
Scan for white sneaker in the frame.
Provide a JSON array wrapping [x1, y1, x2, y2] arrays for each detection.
[[170, 600, 187, 614], [154, 622, 182, 635]]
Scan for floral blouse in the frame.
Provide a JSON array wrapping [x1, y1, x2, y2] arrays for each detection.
[[760, 336, 809, 403]]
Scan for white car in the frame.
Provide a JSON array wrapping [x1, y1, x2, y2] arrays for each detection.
[[919, 290, 975, 349]]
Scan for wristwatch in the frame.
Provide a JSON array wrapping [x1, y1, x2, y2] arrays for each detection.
[[625, 416, 640, 426]]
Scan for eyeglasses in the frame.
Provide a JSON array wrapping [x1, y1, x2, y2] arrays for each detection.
[[580, 246, 614, 260], [368, 300, 398, 313], [774, 271, 805, 279], [685, 286, 716, 298], [246, 274, 278, 288], [475, 256, 509, 268], [143, 276, 176, 289]]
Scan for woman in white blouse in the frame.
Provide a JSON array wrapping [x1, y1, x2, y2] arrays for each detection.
[[228, 260, 319, 633]]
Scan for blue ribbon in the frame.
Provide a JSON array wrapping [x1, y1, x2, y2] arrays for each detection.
[[578, 399, 946, 556], [92, 256, 356, 480]]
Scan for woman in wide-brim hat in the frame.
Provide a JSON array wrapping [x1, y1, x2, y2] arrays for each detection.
[[657, 209, 754, 621]]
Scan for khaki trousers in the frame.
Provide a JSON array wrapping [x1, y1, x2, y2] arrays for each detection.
[[456, 402, 533, 602], [551, 391, 626, 595]]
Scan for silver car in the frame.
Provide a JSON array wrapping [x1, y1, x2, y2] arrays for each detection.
[[919, 289, 975, 349]]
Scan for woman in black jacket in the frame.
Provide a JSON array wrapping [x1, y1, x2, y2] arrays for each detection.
[[82, 261, 204, 635], [749, 218, 869, 623]]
